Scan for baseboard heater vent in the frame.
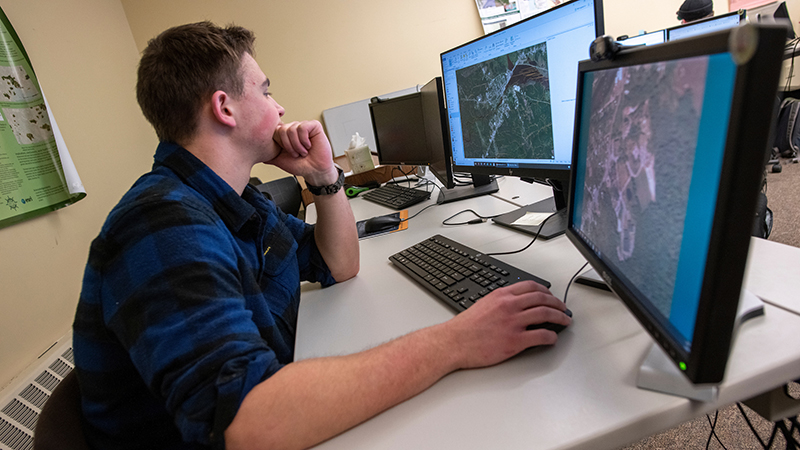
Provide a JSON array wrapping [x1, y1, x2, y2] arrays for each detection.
[[0, 332, 73, 450]]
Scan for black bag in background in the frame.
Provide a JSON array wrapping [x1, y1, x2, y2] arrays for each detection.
[[773, 97, 800, 158]]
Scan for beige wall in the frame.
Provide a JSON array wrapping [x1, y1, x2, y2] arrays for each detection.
[[1, 0, 796, 389], [0, 0, 157, 388], [120, 0, 486, 183]]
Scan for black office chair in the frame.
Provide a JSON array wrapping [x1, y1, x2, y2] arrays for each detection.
[[33, 371, 89, 450], [255, 176, 304, 218]]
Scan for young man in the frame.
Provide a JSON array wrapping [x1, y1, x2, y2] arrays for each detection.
[[73, 22, 571, 449]]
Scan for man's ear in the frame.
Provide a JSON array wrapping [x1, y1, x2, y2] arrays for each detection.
[[211, 90, 236, 128]]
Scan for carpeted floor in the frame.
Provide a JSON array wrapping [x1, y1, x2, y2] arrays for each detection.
[[620, 157, 800, 449]]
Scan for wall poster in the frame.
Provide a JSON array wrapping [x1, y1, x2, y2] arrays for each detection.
[[0, 7, 85, 230]]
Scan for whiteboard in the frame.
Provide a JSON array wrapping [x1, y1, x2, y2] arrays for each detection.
[[322, 86, 420, 158]]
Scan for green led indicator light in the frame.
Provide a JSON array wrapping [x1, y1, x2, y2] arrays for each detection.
[[679, 362, 687, 371]]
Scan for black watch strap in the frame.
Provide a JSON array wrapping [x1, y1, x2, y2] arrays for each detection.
[[306, 168, 345, 196]]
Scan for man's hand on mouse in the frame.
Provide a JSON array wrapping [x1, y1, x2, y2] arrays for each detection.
[[440, 280, 571, 370], [271, 120, 338, 186]]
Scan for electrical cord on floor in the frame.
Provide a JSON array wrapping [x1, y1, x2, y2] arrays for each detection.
[[705, 410, 729, 450], [563, 261, 588, 306], [484, 211, 558, 256], [737, 402, 771, 449]]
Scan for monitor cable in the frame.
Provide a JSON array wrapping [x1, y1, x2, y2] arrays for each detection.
[[563, 261, 589, 306], [441, 208, 510, 226], [483, 211, 558, 256]]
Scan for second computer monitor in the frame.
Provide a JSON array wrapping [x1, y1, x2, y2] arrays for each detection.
[[440, 0, 604, 238], [667, 10, 745, 41], [369, 93, 431, 166], [421, 77, 499, 203]]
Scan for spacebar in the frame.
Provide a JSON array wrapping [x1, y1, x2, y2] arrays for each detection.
[[403, 260, 430, 279]]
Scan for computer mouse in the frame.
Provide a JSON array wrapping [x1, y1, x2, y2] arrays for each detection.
[[527, 307, 572, 333], [364, 215, 402, 234]]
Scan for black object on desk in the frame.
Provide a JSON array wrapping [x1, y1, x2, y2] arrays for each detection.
[[361, 184, 430, 209], [389, 234, 550, 312], [357, 211, 407, 239]]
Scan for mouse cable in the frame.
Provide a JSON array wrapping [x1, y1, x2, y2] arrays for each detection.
[[441, 208, 511, 226], [563, 261, 589, 306], [483, 211, 558, 256], [400, 203, 438, 222], [705, 410, 729, 450]]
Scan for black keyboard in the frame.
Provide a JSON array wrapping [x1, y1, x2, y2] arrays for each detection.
[[361, 184, 431, 209], [389, 234, 551, 312]]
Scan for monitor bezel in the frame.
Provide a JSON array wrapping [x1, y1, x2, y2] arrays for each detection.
[[440, 0, 604, 181], [666, 9, 747, 41], [420, 77, 455, 189], [368, 92, 432, 166], [619, 29, 667, 47], [565, 25, 786, 384]]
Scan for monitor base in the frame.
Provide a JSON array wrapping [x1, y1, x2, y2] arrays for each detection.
[[491, 197, 567, 240], [635, 289, 764, 401], [437, 179, 499, 204]]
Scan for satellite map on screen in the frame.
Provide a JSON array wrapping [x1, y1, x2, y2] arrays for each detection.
[[456, 42, 553, 160], [578, 56, 709, 315]]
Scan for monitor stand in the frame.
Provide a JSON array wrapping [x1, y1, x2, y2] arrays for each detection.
[[491, 180, 567, 239], [636, 289, 764, 402], [437, 173, 499, 204]]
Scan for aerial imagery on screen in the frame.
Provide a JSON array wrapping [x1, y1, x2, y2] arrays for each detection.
[[455, 42, 553, 161], [577, 56, 709, 316]]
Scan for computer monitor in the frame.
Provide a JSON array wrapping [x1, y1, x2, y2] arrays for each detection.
[[566, 24, 786, 385], [440, 0, 604, 239], [667, 10, 746, 42], [748, 1, 796, 39], [368, 93, 431, 167], [620, 29, 666, 47], [420, 77, 499, 203]]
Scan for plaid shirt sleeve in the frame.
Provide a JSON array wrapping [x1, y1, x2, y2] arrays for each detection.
[[272, 203, 337, 287]]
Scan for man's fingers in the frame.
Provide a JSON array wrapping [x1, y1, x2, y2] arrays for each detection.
[[504, 280, 552, 296], [517, 305, 571, 330]]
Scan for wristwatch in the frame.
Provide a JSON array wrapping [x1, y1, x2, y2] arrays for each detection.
[[306, 167, 345, 196]]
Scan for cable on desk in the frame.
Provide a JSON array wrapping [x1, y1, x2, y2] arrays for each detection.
[[387, 165, 418, 188], [441, 208, 510, 226], [483, 211, 558, 256], [452, 173, 501, 187], [401, 202, 439, 222], [705, 410, 728, 450], [563, 261, 588, 306]]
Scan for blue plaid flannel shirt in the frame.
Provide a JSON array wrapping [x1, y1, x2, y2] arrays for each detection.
[[73, 142, 336, 449]]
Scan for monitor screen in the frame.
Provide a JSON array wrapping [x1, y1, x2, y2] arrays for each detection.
[[440, 0, 604, 180], [621, 30, 666, 47], [369, 93, 430, 166], [567, 24, 787, 384], [667, 10, 745, 41]]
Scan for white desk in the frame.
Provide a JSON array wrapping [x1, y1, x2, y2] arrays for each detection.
[[298, 181, 800, 450]]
